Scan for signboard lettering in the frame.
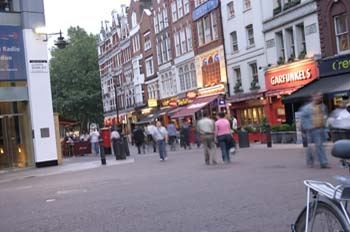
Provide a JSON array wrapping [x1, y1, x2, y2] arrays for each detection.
[[192, 0, 219, 21], [270, 68, 311, 86], [319, 54, 350, 77], [148, 99, 158, 108]]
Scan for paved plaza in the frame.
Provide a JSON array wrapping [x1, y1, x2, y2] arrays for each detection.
[[0, 143, 345, 232]]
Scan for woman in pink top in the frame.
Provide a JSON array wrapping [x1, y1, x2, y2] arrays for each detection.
[[215, 112, 235, 163]]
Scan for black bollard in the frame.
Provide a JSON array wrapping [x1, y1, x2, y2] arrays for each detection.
[[99, 138, 106, 165], [266, 125, 272, 148]]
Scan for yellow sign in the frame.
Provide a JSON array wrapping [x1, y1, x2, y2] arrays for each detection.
[[148, 99, 158, 108]]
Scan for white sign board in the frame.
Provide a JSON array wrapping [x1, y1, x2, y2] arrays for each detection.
[[29, 60, 48, 73]]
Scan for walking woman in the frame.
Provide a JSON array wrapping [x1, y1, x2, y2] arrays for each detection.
[[215, 112, 234, 164]]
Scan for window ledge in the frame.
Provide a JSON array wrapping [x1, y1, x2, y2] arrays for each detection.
[[243, 7, 252, 13], [227, 15, 235, 21], [246, 44, 256, 50]]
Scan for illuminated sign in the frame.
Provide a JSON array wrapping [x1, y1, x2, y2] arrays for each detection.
[[319, 54, 350, 77], [169, 99, 177, 107], [186, 91, 197, 99], [198, 84, 225, 97], [265, 60, 318, 90], [148, 99, 158, 108], [178, 98, 192, 106], [161, 98, 177, 107]]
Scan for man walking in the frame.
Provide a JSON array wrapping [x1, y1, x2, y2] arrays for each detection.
[[167, 120, 177, 151], [133, 125, 145, 154], [300, 93, 329, 168], [197, 112, 217, 165], [151, 121, 169, 161]]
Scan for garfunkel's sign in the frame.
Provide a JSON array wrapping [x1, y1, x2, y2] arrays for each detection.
[[265, 60, 318, 90]]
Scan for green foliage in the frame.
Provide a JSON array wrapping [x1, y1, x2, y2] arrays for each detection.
[[50, 26, 103, 130], [271, 124, 295, 132], [243, 126, 258, 133]]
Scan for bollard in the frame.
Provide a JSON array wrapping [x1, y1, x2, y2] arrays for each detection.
[[99, 138, 106, 165], [266, 125, 272, 148]]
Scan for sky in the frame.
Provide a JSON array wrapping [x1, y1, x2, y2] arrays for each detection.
[[44, 0, 130, 37]]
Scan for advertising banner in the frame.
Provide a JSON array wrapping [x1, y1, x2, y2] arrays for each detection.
[[0, 26, 26, 81]]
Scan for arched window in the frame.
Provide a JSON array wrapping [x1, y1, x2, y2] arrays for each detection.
[[179, 67, 185, 91], [184, 65, 190, 89], [132, 12, 137, 28], [190, 63, 197, 88], [208, 56, 213, 63]]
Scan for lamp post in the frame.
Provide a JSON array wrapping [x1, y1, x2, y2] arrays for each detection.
[[34, 28, 68, 49]]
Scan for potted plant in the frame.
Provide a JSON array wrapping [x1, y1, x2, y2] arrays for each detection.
[[250, 78, 260, 90], [298, 50, 306, 60], [234, 80, 243, 93], [288, 53, 295, 63], [277, 56, 285, 65]]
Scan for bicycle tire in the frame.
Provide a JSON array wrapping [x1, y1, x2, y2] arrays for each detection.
[[293, 200, 350, 232]]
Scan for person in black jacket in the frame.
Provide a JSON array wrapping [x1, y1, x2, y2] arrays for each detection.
[[133, 125, 145, 154]]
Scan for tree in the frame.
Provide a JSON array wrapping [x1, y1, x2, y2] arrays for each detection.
[[50, 26, 103, 130]]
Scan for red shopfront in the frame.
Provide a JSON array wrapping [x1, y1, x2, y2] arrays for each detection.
[[264, 59, 319, 125]]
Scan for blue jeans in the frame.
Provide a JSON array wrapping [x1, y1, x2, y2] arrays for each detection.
[[306, 128, 328, 166], [91, 142, 99, 155], [157, 139, 167, 160], [217, 134, 233, 163]]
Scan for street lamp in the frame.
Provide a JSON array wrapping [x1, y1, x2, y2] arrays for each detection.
[[34, 27, 68, 49]]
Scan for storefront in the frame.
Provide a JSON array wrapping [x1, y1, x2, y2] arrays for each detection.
[[284, 54, 350, 114], [265, 59, 319, 125]]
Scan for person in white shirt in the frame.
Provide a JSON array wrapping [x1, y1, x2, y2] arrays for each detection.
[[110, 126, 122, 159], [151, 121, 168, 161], [89, 128, 100, 156]]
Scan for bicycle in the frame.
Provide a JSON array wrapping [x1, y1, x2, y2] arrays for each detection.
[[291, 139, 350, 232]]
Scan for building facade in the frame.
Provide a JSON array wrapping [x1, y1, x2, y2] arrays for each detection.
[[221, 0, 268, 126], [0, 0, 58, 169]]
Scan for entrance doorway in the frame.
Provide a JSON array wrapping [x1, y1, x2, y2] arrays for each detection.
[[0, 102, 33, 169]]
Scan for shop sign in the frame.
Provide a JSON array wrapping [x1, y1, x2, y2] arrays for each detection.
[[148, 99, 158, 108], [265, 60, 318, 90], [319, 54, 350, 77], [192, 0, 219, 21], [0, 26, 26, 81], [169, 99, 177, 107], [198, 84, 225, 97], [186, 91, 197, 99], [178, 98, 192, 106]]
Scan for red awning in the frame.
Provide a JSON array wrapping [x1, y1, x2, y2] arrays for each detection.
[[171, 95, 219, 118], [265, 86, 301, 97], [228, 90, 266, 103]]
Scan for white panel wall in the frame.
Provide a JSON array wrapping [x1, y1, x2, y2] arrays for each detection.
[[22, 29, 57, 163]]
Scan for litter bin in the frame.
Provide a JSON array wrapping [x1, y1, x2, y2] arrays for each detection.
[[123, 136, 130, 157], [238, 130, 250, 148], [115, 139, 126, 160]]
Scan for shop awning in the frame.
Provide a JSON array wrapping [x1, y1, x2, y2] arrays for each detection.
[[228, 90, 266, 103], [171, 95, 218, 118], [283, 74, 350, 103], [135, 108, 172, 124], [265, 86, 301, 97]]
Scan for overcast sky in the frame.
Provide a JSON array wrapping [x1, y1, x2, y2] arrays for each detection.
[[44, 0, 130, 36]]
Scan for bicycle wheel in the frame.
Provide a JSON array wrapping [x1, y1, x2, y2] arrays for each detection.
[[294, 200, 350, 232]]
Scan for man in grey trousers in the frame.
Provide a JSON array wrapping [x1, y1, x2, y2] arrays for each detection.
[[197, 112, 217, 165]]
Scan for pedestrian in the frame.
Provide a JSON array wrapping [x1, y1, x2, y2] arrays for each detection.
[[180, 119, 191, 150], [197, 112, 217, 165], [167, 120, 177, 151], [231, 114, 238, 148], [300, 92, 329, 168], [80, 130, 90, 142], [89, 127, 100, 156], [110, 126, 121, 159], [147, 122, 157, 153], [133, 125, 145, 154], [151, 121, 168, 161], [215, 112, 235, 164]]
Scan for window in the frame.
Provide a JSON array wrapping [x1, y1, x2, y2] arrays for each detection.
[[166, 37, 172, 60], [204, 15, 211, 43], [197, 20, 204, 46], [179, 67, 185, 91], [184, 65, 191, 89], [154, 15, 159, 33], [171, 2, 177, 22], [243, 0, 251, 11], [181, 29, 187, 54], [158, 12, 163, 31], [230, 31, 238, 53], [186, 26, 193, 51], [233, 67, 242, 92], [0, 0, 12, 11], [184, 0, 189, 14], [227, 2, 235, 18], [131, 12, 137, 28], [249, 62, 258, 83], [334, 14, 350, 53], [190, 63, 197, 88], [246, 24, 255, 47], [175, 32, 181, 56], [157, 43, 162, 65], [145, 57, 154, 77], [276, 31, 285, 62], [296, 23, 306, 57], [177, 0, 183, 18], [162, 39, 167, 62], [163, 8, 168, 27], [144, 35, 151, 51], [285, 27, 295, 60], [211, 13, 218, 39]]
